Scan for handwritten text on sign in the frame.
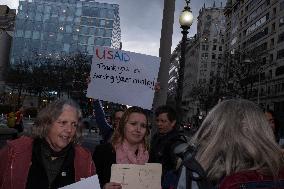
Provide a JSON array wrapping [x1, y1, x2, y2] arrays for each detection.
[[111, 163, 162, 189], [87, 46, 160, 109]]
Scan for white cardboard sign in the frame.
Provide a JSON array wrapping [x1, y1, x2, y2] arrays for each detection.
[[110, 163, 162, 189]]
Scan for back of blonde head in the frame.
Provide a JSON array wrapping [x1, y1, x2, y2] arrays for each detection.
[[191, 99, 283, 182]]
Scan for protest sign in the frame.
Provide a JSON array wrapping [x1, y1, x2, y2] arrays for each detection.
[[110, 163, 162, 189], [59, 175, 101, 189], [87, 46, 160, 109]]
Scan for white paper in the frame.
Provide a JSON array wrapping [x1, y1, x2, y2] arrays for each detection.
[[59, 175, 101, 189], [110, 163, 162, 189], [87, 46, 160, 110]]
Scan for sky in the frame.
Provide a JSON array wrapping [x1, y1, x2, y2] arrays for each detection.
[[1, 0, 226, 56]]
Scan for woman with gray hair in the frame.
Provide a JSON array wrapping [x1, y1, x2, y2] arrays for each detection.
[[189, 99, 284, 188], [0, 99, 95, 189]]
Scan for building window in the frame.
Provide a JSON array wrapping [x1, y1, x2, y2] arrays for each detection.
[[105, 20, 114, 28], [246, 14, 269, 36], [252, 42, 267, 54], [272, 23, 276, 32], [271, 38, 275, 47], [201, 53, 208, 60], [32, 31, 40, 40], [270, 54, 274, 62], [281, 1, 284, 11], [88, 36, 94, 45], [66, 25, 72, 33], [63, 43, 70, 52], [247, 3, 266, 22], [219, 46, 222, 51], [273, 7, 277, 17], [280, 17, 284, 27], [278, 32, 284, 43], [213, 45, 217, 50], [276, 65, 284, 76], [24, 30, 32, 38], [100, 19, 106, 27], [246, 28, 268, 46], [263, 57, 266, 64], [16, 30, 24, 37], [277, 49, 284, 60]]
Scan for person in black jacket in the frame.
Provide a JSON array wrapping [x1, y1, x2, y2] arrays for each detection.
[[149, 105, 185, 189], [93, 106, 150, 189], [265, 109, 280, 144], [93, 100, 125, 144]]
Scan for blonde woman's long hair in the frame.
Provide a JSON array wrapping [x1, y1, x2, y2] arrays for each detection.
[[191, 99, 284, 182], [111, 106, 150, 150]]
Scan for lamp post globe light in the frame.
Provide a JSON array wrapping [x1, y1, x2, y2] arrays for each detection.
[[176, 0, 193, 125]]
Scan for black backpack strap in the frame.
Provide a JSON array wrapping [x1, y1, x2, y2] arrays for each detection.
[[182, 156, 213, 189], [175, 144, 213, 189]]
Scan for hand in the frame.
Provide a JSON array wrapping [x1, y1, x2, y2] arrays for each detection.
[[103, 182, 122, 189], [154, 82, 161, 92], [86, 76, 91, 84]]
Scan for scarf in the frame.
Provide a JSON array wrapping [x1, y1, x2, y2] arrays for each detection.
[[42, 138, 73, 157], [115, 140, 149, 164]]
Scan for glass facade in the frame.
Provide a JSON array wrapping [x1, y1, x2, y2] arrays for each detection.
[[11, 0, 121, 63]]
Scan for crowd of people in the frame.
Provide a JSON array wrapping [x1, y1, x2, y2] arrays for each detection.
[[0, 97, 284, 189]]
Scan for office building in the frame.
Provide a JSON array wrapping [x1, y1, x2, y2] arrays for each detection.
[[11, 0, 121, 64], [224, 0, 284, 111]]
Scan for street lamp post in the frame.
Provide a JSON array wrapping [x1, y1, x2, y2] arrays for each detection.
[[176, 0, 193, 125]]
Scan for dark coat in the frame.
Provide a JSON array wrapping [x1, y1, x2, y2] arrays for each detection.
[[0, 136, 95, 189], [25, 139, 75, 189], [149, 128, 185, 189], [92, 143, 116, 188], [218, 169, 284, 189]]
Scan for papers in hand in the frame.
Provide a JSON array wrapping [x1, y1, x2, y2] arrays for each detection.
[[110, 163, 162, 189], [59, 175, 101, 189]]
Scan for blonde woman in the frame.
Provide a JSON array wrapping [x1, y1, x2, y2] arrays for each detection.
[[93, 106, 150, 189], [191, 99, 284, 188]]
